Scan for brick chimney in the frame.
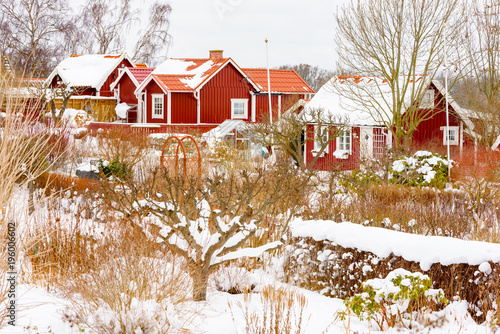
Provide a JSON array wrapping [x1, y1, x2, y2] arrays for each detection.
[[209, 50, 223, 62]]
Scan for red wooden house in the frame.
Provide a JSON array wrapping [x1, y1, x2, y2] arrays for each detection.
[[110, 66, 155, 123], [131, 50, 314, 133], [303, 75, 478, 171], [45, 53, 135, 121]]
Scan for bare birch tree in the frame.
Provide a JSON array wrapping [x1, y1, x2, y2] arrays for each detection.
[[76, 0, 172, 65], [78, 0, 138, 55], [335, 0, 463, 149], [0, 0, 73, 77], [452, 0, 500, 147], [131, 2, 172, 66]]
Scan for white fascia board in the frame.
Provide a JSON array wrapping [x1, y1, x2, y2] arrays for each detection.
[[94, 53, 126, 91], [110, 67, 140, 91], [134, 74, 169, 96], [432, 79, 475, 133], [194, 59, 260, 92]]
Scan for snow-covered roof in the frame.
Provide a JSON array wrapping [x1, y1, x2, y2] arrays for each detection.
[[303, 75, 431, 126], [45, 53, 132, 90], [137, 57, 260, 93], [303, 75, 476, 132]]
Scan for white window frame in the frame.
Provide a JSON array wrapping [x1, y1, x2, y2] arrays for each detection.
[[313, 125, 329, 156], [231, 98, 248, 119], [420, 89, 435, 109], [441, 126, 459, 145], [152, 94, 164, 119], [334, 128, 352, 159]]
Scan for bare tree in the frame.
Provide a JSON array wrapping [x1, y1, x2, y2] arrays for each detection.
[[335, 0, 463, 149], [43, 83, 79, 124], [131, 2, 172, 66], [0, 0, 73, 77], [78, 0, 138, 55], [452, 0, 500, 147], [100, 162, 307, 301], [76, 0, 172, 65], [277, 64, 334, 92]]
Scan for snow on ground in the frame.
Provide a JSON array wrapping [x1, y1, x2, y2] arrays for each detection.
[[0, 285, 78, 334], [0, 283, 492, 333]]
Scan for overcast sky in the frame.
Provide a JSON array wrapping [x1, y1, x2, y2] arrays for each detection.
[[166, 0, 341, 70]]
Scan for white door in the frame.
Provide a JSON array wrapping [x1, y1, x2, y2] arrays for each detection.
[[360, 127, 373, 160]]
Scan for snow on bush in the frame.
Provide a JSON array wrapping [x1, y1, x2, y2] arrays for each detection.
[[339, 268, 447, 330], [211, 264, 259, 294], [84, 297, 175, 334], [390, 151, 450, 188]]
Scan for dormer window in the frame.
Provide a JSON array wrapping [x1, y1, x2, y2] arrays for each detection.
[[420, 89, 434, 108]]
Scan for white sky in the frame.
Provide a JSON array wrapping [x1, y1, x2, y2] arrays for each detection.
[[166, 0, 341, 70]]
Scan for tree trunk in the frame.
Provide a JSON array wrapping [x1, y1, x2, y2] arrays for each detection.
[[28, 179, 34, 215], [192, 264, 210, 301]]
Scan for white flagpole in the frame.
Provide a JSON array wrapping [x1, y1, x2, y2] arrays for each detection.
[[444, 23, 451, 183], [265, 38, 272, 123]]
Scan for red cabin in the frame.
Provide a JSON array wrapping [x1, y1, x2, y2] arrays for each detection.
[[128, 50, 314, 133], [303, 76, 478, 171]]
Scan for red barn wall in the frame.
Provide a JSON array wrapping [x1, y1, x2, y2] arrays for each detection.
[[145, 81, 166, 124], [254, 94, 304, 122], [118, 75, 138, 105], [99, 58, 134, 97], [254, 95, 279, 122], [199, 63, 253, 123], [411, 84, 470, 156], [171, 93, 197, 124]]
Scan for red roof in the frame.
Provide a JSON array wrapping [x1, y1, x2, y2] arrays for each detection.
[[153, 74, 195, 91], [128, 67, 154, 85], [242, 68, 315, 94], [151, 58, 232, 92], [145, 55, 314, 94]]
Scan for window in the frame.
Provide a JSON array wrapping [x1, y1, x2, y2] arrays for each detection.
[[441, 126, 459, 145], [420, 89, 435, 108], [336, 128, 351, 153], [231, 99, 248, 119], [313, 125, 329, 156], [152, 94, 164, 119]]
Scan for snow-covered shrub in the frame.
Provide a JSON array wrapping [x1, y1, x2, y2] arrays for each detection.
[[65, 255, 194, 334], [83, 298, 174, 334], [389, 151, 450, 188], [230, 284, 309, 334], [338, 269, 447, 330], [340, 168, 382, 193], [212, 264, 258, 294]]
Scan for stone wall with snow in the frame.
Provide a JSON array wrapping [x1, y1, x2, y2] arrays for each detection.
[[284, 219, 500, 322]]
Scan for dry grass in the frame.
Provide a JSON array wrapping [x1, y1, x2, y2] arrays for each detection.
[[0, 73, 70, 328], [94, 127, 152, 168], [28, 196, 196, 332], [230, 285, 309, 334]]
